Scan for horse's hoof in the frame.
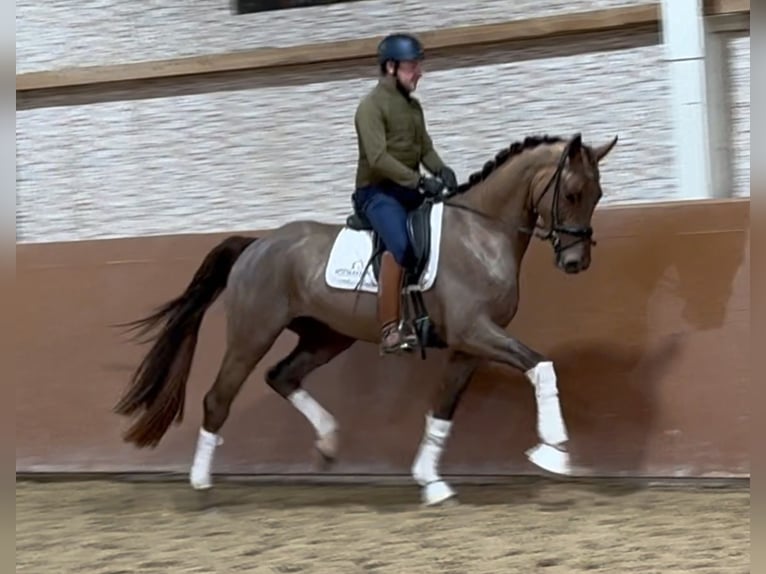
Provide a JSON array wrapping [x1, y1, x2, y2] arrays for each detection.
[[315, 430, 338, 465], [190, 476, 213, 490], [434, 495, 460, 508], [421, 480, 458, 507], [526, 442, 573, 477]]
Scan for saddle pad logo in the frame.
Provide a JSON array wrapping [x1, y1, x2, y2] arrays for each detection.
[[333, 258, 366, 278]]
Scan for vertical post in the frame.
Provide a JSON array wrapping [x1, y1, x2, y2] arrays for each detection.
[[702, 24, 734, 198], [660, 0, 716, 199], [703, 8, 748, 198]]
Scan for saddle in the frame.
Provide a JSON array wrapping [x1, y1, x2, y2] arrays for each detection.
[[345, 199, 446, 357]]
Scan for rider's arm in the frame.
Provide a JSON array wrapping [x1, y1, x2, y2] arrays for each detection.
[[355, 98, 422, 189], [418, 104, 445, 174], [417, 107, 447, 175], [421, 134, 447, 175]]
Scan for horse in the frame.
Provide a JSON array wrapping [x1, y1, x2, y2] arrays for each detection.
[[113, 132, 618, 506]]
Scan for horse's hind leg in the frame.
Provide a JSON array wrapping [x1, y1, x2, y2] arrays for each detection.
[[190, 322, 284, 490], [412, 351, 480, 506], [266, 317, 355, 463]]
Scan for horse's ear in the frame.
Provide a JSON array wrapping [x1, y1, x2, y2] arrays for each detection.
[[592, 135, 619, 162], [567, 133, 583, 160]]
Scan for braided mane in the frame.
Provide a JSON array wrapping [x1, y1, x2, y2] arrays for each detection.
[[455, 135, 565, 193]]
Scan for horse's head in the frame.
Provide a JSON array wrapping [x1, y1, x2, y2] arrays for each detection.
[[530, 133, 618, 274]]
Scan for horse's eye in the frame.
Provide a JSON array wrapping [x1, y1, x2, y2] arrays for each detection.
[[565, 192, 579, 204]]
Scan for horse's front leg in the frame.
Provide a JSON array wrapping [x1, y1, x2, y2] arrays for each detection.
[[457, 319, 573, 476], [411, 351, 480, 506]]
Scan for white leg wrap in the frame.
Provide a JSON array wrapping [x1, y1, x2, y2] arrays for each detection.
[[412, 413, 456, 505], [190, 427, 223, 490], [525, 361, 569, 446], [525, 442, 573, 475], [288, 389, 337, 438]]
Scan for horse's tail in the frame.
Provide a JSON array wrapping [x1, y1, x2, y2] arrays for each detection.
[[113, 234, 258, 448]]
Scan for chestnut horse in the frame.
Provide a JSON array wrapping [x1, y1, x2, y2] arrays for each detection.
[[114, 132, 618, 506]]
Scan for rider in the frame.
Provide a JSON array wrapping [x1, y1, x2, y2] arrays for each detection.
[[352, 32, 458, 354]]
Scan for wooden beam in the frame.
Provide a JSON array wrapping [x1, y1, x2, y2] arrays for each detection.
[[16, 5, 660, 92], [704, 0, 750, 16]]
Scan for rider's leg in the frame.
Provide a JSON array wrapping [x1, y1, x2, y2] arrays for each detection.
[[361, 192, 412, 353], [378, 252, 405, 353]]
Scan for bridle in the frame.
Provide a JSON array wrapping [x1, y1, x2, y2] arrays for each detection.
[[522, 137, 596, 255], [440, 136, 596, 255]]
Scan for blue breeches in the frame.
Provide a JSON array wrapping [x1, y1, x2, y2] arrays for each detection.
[[354, 182, 423, 268]]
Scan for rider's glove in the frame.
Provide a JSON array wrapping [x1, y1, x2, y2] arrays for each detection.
[[419, 175, 444, 198], [437, 166, 459, 193]]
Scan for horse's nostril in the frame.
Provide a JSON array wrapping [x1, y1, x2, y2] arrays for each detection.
[[564, 260, 580, 273]]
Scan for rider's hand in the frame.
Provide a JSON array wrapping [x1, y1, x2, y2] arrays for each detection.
[[437, 166, 458, 192], [419, 175, 444, 198]]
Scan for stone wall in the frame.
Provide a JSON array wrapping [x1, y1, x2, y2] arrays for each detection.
[[728, 34, 750, 199], [15, 2, 749, 243], [16, 0, 650, 72]]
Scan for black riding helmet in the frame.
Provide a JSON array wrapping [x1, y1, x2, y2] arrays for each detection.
[[377, 33, 424, 71]]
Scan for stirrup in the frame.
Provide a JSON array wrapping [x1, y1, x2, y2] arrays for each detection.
[[380, 322, 407, 355], [399, 322, 419, 352]]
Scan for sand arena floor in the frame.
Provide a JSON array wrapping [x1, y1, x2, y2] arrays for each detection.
[[16, 477, 749, 574]]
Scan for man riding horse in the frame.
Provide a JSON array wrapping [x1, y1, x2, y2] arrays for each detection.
[[352, 33, 459, 355], [113, 27, 621, 506]]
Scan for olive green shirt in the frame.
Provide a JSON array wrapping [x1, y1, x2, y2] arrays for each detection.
[[354, 75, 446, 189]]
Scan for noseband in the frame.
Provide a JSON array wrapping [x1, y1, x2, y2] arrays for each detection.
[[524, 139, 596, 255]]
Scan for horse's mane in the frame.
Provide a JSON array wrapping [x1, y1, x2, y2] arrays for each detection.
[[455, 135, 565, 193]]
